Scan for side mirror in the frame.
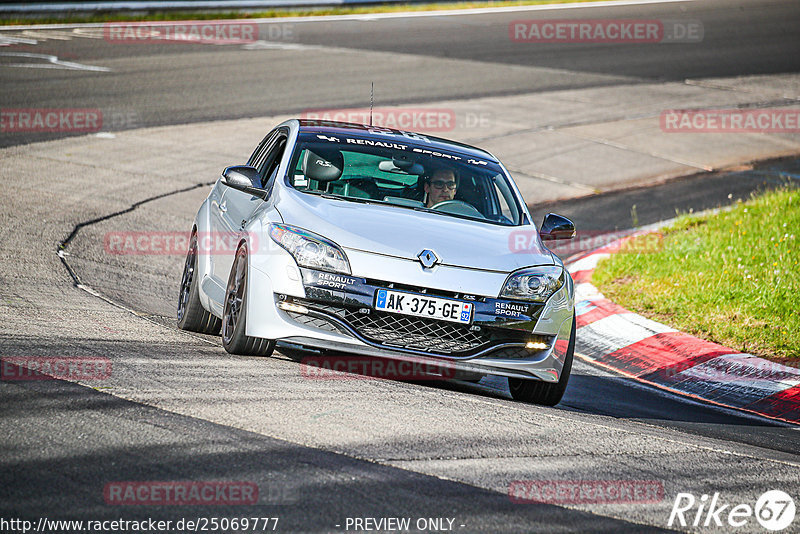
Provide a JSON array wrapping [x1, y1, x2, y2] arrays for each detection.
[[540, 213, 575, 241], [221, 166, 265, 197]]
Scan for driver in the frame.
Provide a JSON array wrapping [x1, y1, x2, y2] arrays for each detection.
[[424, 168, 459, 208]]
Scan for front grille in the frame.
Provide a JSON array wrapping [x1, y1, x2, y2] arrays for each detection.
[[346, 310, 488, 353], [286, 311, 344, 334], [286, 298, 498, 355]]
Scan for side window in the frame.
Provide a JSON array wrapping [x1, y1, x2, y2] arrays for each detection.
[[491, 176, 519, 225], [262, 138, 287, 186], [259, 133, 288, 190], [248, 130, 277, 169]]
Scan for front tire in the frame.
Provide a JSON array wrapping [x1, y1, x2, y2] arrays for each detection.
[[222, 244, 276, 356], [177, 232, 221, 334], [508, 313, 575, 406]]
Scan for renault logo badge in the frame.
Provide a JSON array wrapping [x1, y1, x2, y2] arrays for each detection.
[[417, 249, 439, 269]]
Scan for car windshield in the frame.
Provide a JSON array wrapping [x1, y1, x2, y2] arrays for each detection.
[[285, 132, 522, 226]]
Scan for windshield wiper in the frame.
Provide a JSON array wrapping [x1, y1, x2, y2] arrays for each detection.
[[303, 191, 347, 201]]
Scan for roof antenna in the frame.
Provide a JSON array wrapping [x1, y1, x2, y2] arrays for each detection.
[[369, 82, 374, 126]]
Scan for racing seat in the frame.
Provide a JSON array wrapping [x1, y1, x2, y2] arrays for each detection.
[[302, 147, 344, 184]]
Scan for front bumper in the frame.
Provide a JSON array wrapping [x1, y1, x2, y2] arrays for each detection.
[[245, 254, 574, 382]]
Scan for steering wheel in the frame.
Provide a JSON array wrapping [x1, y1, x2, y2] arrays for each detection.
[[430, 200, 484, 218]]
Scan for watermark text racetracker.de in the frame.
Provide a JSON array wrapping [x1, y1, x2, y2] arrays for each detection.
[[104, 479, 297, 506], [509, 19, 703, 43], [103, 21, 260, 44], [104, 481, 258, 506], [509, 479, 664, 505], [1, 356, 111, 381], [1, 108, 139, 133], [509, 229, 664, 255], [300, 355, 458, 381], [104, 231, 261, 256], [301, 108, 492, 132], [661, 109, 800, 133]]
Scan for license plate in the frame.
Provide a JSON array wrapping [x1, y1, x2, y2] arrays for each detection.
[[374, 289, 473, 324]]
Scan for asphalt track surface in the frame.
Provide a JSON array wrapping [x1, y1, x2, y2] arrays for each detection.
[[1, 0, 799, 147], [1, 1, 800, 532]]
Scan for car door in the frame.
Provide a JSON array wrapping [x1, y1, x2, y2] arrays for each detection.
[[214, 128, 289, 284], [208, 130, 274, 287]]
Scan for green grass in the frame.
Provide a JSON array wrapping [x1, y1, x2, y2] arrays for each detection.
[[593, 187, 800, 365], [0, 0, 605, 25]]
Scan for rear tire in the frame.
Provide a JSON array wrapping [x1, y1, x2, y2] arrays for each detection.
[[177, 232, 221, 334], [508, 313, 575, 406], [222, 245, 276, 356]]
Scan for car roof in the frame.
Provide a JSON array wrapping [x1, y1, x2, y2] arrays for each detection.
[[296, 119, 498, 163]]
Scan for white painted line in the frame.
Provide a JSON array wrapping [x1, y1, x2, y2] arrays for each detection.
[[240, 40, 318, 50], [0, 52, 111, 72], [577, 312, 676, 355], [21, 29, 75, 40], [574, 282, 603, 301], [568, 252, 610, 273], [0, 0, 696, 30], [71, 28, 106, 39], [0, 35, 38, 46]]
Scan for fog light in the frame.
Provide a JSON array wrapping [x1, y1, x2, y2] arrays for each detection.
[[525, 341, 549, 350], [277, 301, 308, 314]]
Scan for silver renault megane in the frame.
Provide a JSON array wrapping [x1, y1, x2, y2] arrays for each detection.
[[178, 119, 577, 405]]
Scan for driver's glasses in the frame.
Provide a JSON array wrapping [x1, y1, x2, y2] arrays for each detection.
[[431, 180, 457, 190]]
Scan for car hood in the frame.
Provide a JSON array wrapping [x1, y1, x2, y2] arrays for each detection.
[[276, 190, 553, 272]]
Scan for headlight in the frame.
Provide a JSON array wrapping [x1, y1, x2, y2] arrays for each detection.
[[269, 223, 351, 274], [499, 266, 564, 302]]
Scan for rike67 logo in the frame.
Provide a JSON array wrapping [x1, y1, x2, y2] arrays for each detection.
[[669, 490, 795, 531]]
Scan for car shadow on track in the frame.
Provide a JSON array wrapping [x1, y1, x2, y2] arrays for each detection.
[[1, 368, 670, 533], [278, 344, 798, 456]]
